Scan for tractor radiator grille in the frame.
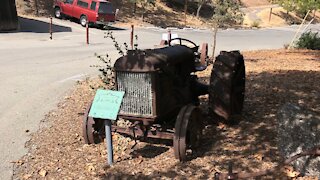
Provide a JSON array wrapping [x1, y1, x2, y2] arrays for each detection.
[[116, 72, 153, 116]]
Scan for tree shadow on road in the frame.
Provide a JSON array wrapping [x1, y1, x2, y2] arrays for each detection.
[[17, 16, 72, 33]]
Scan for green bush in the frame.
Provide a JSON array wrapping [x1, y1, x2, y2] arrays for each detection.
[[295, 31, 320, 50]]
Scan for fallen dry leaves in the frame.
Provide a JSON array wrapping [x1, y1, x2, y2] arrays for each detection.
[[13, 49, 320, 179]]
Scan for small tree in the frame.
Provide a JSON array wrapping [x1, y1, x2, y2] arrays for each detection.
[[130, 0, 155, 21], [295, 31, 320, 50], [277, 0, 296, 13], [129, 0, 138, 14], [210, 0, 243, 59], [277, 0, 320, 17]]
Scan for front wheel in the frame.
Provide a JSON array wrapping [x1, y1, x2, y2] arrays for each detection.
[[80, 15, 88, 27], [82, 101, 105, 144], [174, 105, 202, 161], [54, 7, 62, 19]]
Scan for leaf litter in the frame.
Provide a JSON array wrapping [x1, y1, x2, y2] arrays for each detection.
[[13, 49, 320, 179]]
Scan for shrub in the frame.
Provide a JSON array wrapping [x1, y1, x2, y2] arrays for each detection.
[[251, 20, 260, 28], [295, 31, 320, 50]]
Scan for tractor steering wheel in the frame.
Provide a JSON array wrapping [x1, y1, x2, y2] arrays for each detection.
[[168, 38, 198, 49]]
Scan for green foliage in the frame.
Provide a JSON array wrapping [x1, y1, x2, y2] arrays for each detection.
[[210, 0, 244, 27], [94, 30, 126, 88], [277, 0, 296, 12], [129, 0, 155, 6], [95, 29, 139, 87], [94, 52, 115, 89], [295, 31, 320, 50], [209, 0, 243, 59], [276, 0, 320, 16]]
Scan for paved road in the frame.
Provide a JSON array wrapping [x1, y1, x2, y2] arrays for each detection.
[[0, 16, 319, 179]]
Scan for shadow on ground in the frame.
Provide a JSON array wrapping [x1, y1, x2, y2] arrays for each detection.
[[113, 0, 210, 28], [18, 16, 72, 33], [101, 68, 320, 179], [131, 145, 169, 159]]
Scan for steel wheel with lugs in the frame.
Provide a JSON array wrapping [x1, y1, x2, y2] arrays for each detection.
[[83, 101, 104, 144], [174, 105, 202, 161], [209, 51, 245, 124]]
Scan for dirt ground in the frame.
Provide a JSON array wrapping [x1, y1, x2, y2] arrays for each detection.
[[240, 0, 271, 7], [12, 49, 320, 179], [257, 8, 320, 28]]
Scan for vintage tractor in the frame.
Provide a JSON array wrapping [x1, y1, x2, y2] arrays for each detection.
[[83, 38, 245, 161]]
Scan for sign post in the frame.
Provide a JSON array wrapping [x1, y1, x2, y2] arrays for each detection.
[[88, 89, 125, 166], [86, 22, 89, 45], [105, 120, 113, 165]]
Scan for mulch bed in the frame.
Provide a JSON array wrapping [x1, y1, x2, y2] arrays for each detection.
[[13, 49, 320, 179]]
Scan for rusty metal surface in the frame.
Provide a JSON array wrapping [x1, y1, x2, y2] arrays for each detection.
[[86, 22, 89, 45], [200, 43, 208, 66], [114, 46, 195, 72], [115, 45, 201, 126], [82, 102, 95, 144], [112, 125, 174, 140], [117, 72, 155, 117], [174, 105, 188, 160], [116, 71, 158, 121], [118, 115, 156, 126], [174, 105, 201, 161], [82, 101, 104, 144]]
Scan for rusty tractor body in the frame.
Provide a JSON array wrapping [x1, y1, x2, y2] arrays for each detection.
[[83, 38, 246, 161]]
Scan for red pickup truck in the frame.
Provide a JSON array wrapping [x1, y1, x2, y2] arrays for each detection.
[[54, 0, 115, 27]]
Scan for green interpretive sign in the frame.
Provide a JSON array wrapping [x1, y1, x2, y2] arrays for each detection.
[[89, 89, 125, 120]]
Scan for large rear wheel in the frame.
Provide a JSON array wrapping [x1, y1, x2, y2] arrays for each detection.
[[209, 51, 245, 124]]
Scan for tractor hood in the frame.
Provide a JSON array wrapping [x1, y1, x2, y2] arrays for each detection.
[[114, 46, 195, 72]]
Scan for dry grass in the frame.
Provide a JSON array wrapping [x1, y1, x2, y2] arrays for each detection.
[[240, 0, 271, 7], [115, 0, 206, 28], [243, 7, 320, 28], [257, 8, 320, 27]]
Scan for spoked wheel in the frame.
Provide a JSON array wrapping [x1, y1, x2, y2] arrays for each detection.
[[83, 101, 105, 144], [174, 105, 202, 161], [209, 51, 245, 124]]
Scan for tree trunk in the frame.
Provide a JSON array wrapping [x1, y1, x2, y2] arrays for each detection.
[[35, 0, 39, 16], [141, 4, 145, 22], [286, 10, 289, 21], [196, 4, 203, 18], [184, 0, 188, 26], [211, 26, 218, 61]]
